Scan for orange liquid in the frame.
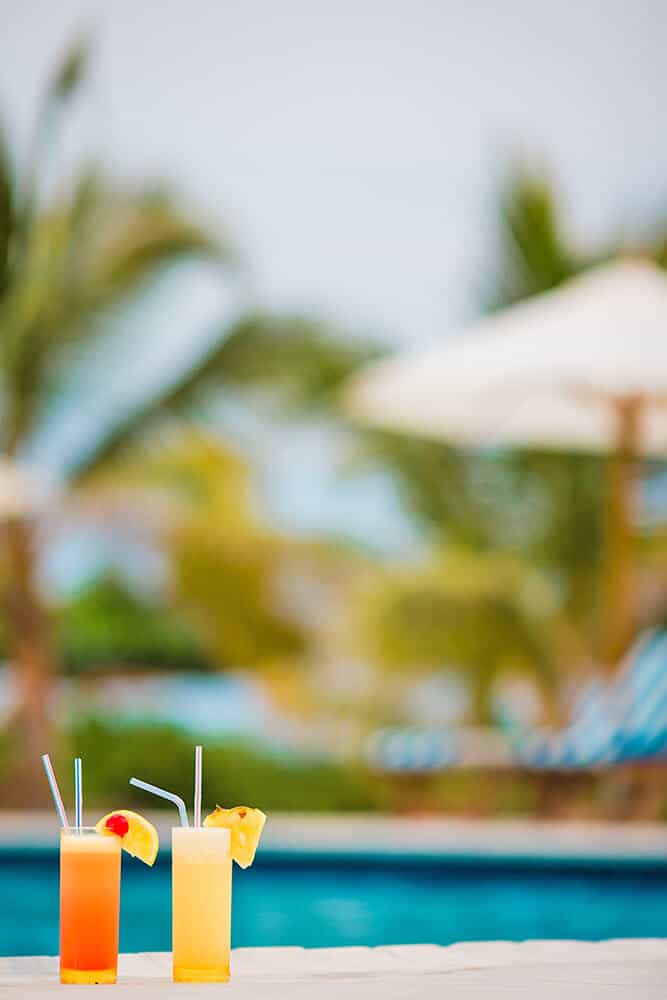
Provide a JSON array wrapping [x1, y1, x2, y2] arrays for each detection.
[[59, 830, 121, 984]]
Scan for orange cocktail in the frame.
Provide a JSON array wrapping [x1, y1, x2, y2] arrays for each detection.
[[59, 827, 121, 984]]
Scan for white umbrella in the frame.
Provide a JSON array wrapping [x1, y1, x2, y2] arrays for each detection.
[[344, 259, 667, 665]]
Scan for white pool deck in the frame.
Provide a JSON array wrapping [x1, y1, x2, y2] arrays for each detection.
[[3, 811, 667, 859], [2, 942, 667, 999], [3, 815, 666, 997]]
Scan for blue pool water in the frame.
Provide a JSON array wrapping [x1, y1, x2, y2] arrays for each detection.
[[2, 848, 666, 956]]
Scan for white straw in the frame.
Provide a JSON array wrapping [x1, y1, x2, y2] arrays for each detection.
[[194, 746, 203, 828], [41, 754, 69, 829], [74, 758, 82, 830], [129, 777, 189, 826]]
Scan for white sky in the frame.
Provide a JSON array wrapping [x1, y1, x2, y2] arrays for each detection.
[[3, 0, 667, 344], [2, 1, 667, 559]]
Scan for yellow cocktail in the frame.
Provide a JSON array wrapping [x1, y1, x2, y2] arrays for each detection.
[[172, 827, 232, 982]]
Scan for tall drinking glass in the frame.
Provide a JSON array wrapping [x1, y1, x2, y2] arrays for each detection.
[[59, 827, 121, 984], [172, 827, 232, 982]]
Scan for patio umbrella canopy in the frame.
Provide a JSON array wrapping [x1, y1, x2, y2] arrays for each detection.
[[345, 259, 667, 666]]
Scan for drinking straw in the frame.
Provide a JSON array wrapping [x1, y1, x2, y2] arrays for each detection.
[[193, 745, 203, 828], [129, 777, 189, 826], [41, 753, 69, 829], [74, 757, 82, 831]]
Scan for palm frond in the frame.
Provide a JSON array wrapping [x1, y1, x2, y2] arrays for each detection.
[[355, 547, 558, 721], [0, 120, 14, 298], [359, 430, 494, 547], [48, 184, 226, 358], [16, 39, 89, 260], [490, 166, 581, 309], [50, 40, 88, 101], [68, 314, 378, 483], [202, 314, 381, 408], [1, 178, 226, 450]]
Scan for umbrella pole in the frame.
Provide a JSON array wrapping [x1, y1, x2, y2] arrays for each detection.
[[600, 397, 642, 668]]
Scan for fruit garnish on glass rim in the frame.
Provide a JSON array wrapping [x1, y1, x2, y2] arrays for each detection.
[[95, 810, 159, 866], [105, 813, 129, 837], [203, 806, 266, 868]]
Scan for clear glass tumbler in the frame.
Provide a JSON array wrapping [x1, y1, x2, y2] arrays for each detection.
[[172, 827, 232, 982], [59, 827, 121, 984]]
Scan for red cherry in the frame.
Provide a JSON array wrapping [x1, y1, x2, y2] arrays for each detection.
[[105, 813, 129, 838]]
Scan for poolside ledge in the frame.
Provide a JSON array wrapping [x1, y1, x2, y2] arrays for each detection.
[[3, 812, 667, 860], [2, 940, 666, 998]]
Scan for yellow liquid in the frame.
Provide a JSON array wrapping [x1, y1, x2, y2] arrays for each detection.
[[172, 827, 232, 982]]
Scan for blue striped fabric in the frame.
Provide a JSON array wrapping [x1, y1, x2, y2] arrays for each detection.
[[611, 630, 667, 760], [517, 630, 667, 769], [364, 728, 457, 773]]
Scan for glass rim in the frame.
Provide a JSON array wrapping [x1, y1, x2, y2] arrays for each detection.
[[171, 826, 230, 836], [60, 826, 102, 834]]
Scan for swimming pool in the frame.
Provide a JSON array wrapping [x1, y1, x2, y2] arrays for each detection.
[[2, 847, 666, 956]]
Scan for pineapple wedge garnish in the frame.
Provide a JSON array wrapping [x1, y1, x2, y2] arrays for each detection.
[[203, 805, 266, 868]]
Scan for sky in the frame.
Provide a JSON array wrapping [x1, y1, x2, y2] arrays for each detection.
[[2, 1, 667, 559], [4, 1, 667, 342]]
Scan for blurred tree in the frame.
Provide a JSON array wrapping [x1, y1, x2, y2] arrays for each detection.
[[353, 170, 666, 665], [0, 42, 234, 799], [58, 573, 210, 674], [71, 311, 381, 476], [0, 43, 372, 799], [224, 168, 666, 695], [355, 547, 559, 722], [99, 429, 307, 667], [0, 39, 387, 801], [486, 167, 586, 307], [486, 166, 667, 656], [186, 168, 667, 714]]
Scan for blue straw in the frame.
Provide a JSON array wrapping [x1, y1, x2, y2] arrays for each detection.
[[74, 758, 82, 831]]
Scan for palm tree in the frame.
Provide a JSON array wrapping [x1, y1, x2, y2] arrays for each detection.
[[487, 166, 586, 307], [1, 42, 383, 801], [209, 168, 666, 692], [93, 428, 308, 667], [489, 166, 667, 658], [355, 547, 559, 722], [0, 42, 230, 799]]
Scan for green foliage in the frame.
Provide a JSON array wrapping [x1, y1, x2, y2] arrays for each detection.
[[341, 169, 637, 668], [70, 313, 378, 483], [50, 41, 87, 99], [488, 166, 583, 308], [359, 432, 491, 547], [0, 125, 12, 297], [95, 430, 308, 668], [0, 40, 229, 461], [485, 164, 667, 650], [211, 314, 382, 410], [0, 178, 223, 454], [0, 722, 17, 791], [435, 769, 541, 816], [170, 531, 305, 668], [508, 451, 607, 633], [57, 574, 210, 674], [65, 718, 381, 812], [356, 547, 558, 721]]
